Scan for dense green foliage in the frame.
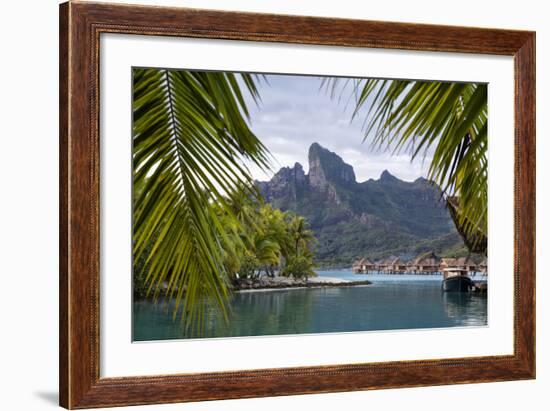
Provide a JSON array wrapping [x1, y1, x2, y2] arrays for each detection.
[[132, 68, 270, 326], [216, 193, 317, 280], [135, 195, 317, 299]]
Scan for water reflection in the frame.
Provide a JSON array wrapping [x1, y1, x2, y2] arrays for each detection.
[[133, 273, 488, 341], [442, 292, 488, 326]]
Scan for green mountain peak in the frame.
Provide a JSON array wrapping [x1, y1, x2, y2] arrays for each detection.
[[256, 143, 465, 266]]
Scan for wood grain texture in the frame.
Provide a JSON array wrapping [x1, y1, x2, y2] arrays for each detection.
[[59, 2, 69, 407], [514, 34, 536, 374], [59, 1, 536, 408]]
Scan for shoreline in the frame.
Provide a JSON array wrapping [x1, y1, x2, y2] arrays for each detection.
[[133, 276, 372, 301], [236, 283, 372, 293], [231, 276, 371, 291]]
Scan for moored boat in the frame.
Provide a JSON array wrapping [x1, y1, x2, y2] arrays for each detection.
[[442, 268, 472, 292]]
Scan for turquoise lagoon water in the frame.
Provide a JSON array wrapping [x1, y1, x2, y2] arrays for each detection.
[[133, 270, 488, 341]]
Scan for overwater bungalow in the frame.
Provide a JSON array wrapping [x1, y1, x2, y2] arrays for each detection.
[[376, 259, 391, 272], [352, 258, 376, 273], [456, 257, 478, 272], [361, 258, 376, 273], [353, 254, 484, 276], [439, 257, 458, 271], [388, 257, 407, 274], [411, 251, 440, 274]]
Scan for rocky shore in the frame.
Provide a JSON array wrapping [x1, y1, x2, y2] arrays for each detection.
[[232, 276, 371, 291]]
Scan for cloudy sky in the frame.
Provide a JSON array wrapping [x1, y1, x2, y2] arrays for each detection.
[[241, 74, 432, 183]]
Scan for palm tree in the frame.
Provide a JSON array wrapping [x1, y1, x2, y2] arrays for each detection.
[[325, 79, 487, 253], [132, 68, 270, 326], [287, 215, 316, 256], [257, 205, 288, 276]]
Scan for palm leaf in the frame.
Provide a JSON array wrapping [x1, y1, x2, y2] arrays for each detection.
[[133, 68, 269, 329], [446, 197, 487, 253], [325, 78, 487, 251]]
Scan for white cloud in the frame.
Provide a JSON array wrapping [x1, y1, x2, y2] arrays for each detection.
[[242, 74, 433, 183]]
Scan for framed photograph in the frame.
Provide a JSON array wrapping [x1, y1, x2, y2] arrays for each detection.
[[59, 1, 535, 409]]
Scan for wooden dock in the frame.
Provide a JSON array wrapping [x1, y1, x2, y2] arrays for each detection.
[[352, 253, 487, 277]]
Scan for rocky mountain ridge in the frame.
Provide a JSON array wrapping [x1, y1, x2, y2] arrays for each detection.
[[256, 143, 465, 266]]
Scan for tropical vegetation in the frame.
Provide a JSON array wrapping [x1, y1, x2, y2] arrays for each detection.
[[134, 193, 317, 295], [133, 68, 270, 326], [133, 68, 488, 329], [132, 65, 318, 310], [215, 189, 316, 281]]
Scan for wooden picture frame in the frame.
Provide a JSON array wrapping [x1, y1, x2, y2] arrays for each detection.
[[59, 1, 535, 408]]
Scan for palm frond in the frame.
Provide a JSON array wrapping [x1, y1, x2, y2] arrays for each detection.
[[325, 78, 487, 249], [446, 197, 487, 253], [133, 68, 269, 328]]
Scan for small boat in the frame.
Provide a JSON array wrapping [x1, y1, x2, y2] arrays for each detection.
[[442, 268, 472, 292]]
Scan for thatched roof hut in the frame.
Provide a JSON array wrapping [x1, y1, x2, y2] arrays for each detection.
[[360, 258, 375, 270], [411, 251, 440, 271], [352, 257, 376, 272], [439, 256, 477, 271], [455, 257, 477, 271], [439, 257, 458, 270], [389, 257, 407, 271]]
